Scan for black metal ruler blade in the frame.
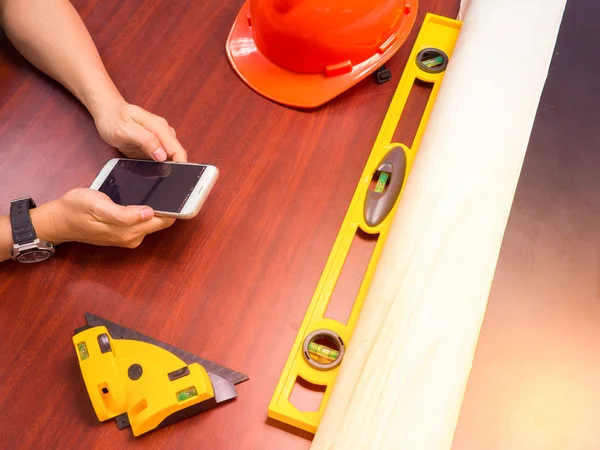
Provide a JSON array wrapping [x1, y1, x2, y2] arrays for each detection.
[[81, 313, 249, 386]]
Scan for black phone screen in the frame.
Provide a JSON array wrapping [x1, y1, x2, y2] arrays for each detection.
[[98, 160, 206, 213]]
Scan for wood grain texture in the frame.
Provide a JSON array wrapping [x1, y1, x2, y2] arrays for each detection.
[[453, 1, 600, 448], [0, 0, 459, 448], [311, 0, 567, 448]]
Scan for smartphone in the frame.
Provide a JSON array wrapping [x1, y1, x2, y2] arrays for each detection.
[[89, 158, 219, 219]]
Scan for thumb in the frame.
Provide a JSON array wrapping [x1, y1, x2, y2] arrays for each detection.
[[125, 122, 168, 162], [105, 203, 155, 226]]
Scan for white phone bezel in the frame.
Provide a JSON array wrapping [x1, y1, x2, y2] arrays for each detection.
[[89, 158, 219, 219]]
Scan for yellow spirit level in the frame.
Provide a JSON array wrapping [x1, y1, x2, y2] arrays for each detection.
[[267, 13, 462, 434]]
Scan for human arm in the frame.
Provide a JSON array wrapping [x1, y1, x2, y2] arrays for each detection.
[[0, 0, 187, 162], [0, 189, 174, 263]]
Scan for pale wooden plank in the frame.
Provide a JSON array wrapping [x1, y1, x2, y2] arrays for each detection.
[[311, 1, 567, 448]]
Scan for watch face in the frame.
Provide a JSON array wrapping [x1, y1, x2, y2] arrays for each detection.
[[17, 250, 52, 263]]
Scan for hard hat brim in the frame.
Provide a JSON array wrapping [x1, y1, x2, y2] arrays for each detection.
[[226, 2, 418, 109]]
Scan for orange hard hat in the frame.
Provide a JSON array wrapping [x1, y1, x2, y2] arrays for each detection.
[[226, 0, 418, 108]]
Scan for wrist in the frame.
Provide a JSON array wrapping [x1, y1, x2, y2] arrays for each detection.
[[0, 215, 13, 262], [30, 199, 68, 245], [81, 84, 125, 121]]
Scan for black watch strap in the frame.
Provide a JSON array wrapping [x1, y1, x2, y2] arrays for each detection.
[[10, 198, 37, 245]]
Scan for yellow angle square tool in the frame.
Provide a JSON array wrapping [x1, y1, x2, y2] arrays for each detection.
[[72, 313, 249, 437]]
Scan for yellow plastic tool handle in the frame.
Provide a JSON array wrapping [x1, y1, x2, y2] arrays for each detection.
[[267, 13, 462, 434]]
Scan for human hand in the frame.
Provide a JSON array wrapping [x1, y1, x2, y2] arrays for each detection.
[[93, 100, 187, 163], [32, 188, 175, 249]]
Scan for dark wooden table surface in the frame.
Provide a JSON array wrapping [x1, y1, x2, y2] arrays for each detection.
[[0, 0, 460, 448]]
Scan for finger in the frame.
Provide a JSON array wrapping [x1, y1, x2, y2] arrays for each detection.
[[135, 112, 187, 162], [129, 216, 175, 236], [116, 144, 149, 160], [126, 236, 145, 249], [122, 122, 167, 162], [117, 216, 174, 248], [152, 121, 186, 162], [172, 151, 187, 163], [98, 200, 155, 227]]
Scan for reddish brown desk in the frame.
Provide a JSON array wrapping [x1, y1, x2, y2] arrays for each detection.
[[0, 1, 459, 448]]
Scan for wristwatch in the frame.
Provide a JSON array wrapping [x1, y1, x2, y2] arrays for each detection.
[[10, 197, 55, 263]]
